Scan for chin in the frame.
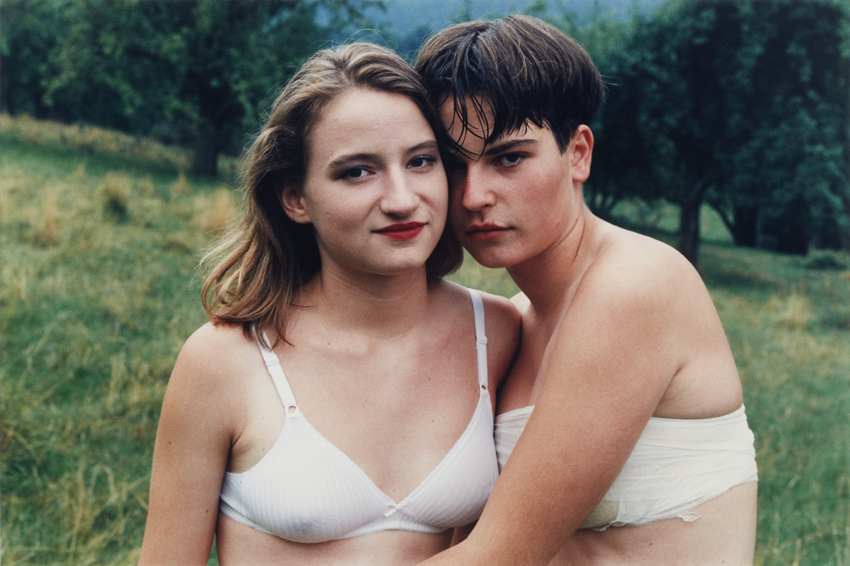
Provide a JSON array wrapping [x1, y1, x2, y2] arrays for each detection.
[[466, 249, 512, 270], [375, 258, 432, 277]]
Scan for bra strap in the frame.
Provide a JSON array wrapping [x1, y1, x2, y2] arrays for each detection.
[[257, 331, 299, 413], [467, 288, 489, 389]]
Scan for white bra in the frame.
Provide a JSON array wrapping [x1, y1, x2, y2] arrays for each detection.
[[219, 288, 499, 543]]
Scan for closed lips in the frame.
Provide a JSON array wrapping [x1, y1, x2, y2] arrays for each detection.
[[375, 222, 425, 233]]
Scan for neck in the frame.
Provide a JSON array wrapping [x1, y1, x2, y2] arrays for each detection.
[[297, 265, 431, 339], [508, 204, 598, 319]]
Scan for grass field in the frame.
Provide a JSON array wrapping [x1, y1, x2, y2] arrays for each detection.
[[2, 115, 849, 565]]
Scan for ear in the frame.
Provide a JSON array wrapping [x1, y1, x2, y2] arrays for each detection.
[[279, 185, 312, 224], [570, 125, 594, 184]]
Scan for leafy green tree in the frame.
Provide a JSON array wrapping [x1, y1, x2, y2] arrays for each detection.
[[584, 0, 849, 263], [557, 9, 672, 219], [2, 0, 382, 176], [707, 0, 850, 253], [0, 0, 65, 119], [40, 0, 184, 134]]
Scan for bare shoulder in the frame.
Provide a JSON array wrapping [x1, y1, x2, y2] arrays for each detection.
[[166, 322, 262, 422], [141, 322, 253, 565], [479, 289, 522, 369], [435, 280, 521, 388], [571, 226, 740, 415], [178, 322, 256, 367], [582, 227, 709, 313], [434, 279, 520, 336], [480, 289, 522, 334]]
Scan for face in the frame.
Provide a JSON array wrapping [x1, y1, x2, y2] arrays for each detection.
[[440, 100, 592, 270], [282, 88, 448, 280]]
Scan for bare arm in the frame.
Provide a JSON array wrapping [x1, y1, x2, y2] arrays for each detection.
[[139, 325, 241, 565], [422, 247, 700, 565]]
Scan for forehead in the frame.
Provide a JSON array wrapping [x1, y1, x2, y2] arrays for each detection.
[[438, 96, 492, 157], [438, 96, 490, 136], [306, 88, 435, 163], [438, 97, 539, 158]]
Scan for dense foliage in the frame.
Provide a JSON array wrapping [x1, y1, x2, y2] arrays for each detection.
[[1, 0, 382, 176], [585, 0, 850, 263]]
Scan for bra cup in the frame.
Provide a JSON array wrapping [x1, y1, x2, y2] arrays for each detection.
[[220, 390, 498, 542], [401, 389, 498, 527], [222, 414, 391, 543]]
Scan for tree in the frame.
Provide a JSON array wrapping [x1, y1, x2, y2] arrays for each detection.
[[583, 0, 850, 264], [0, 0, 65, 119], [565, 11, 673, 220], [2, 0, 382, 176], [708, 0, 850, 253]]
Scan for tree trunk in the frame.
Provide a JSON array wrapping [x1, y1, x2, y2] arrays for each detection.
[[191, 122, 220, 177], [731, 204, 759, 247], [678, 199, 701, 267], [677, 178, 711, 267], [761, 196, 812, 255]]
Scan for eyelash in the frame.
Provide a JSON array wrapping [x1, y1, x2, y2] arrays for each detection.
[[337, 154, 437, 181], [498, 153, 524, 166], [410, 155, 437, 168], [340, 166, 369, 180]]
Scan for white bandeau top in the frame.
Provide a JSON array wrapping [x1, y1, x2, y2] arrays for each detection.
[[495, 404, 758, 530]]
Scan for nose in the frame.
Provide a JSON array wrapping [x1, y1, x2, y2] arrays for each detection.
[[380, 168, 419, 217], [457, 164, 494, 212]]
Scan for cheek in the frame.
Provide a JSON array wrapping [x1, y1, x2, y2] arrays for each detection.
[[421, 173, 450, 218], [306, 196, 361, 238], [435, 183, 450, 221]]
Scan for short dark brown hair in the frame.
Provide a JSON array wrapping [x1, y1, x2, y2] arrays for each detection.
[[202, 43, 462, 344], [415, 15, 604, 154]]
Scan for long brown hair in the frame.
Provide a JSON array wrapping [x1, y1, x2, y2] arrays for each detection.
[[202, 42, 462, 345]]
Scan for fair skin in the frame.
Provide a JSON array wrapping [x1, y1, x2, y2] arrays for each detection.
[[418, 102, 757, 566], [139, 88, 519, 566]]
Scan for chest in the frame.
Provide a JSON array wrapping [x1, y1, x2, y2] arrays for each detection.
[[219, 344, 498, 544], [496, 317, 555, 414], [231, 331, 483, 500]]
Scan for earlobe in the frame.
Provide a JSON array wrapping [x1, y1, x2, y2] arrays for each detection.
[[570, 125, 594, 183], [280, 186, 312, 224]]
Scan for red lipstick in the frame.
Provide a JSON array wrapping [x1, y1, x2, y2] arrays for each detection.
[[374, 222, 425, 240]]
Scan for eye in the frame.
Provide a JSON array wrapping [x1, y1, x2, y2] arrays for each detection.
[[497, 153, 524, 166], [340, 166, 369, 180], [409, 155, 437, 169]]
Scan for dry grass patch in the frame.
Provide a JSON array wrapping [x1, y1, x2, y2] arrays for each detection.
[[195, 187, 239, 234]]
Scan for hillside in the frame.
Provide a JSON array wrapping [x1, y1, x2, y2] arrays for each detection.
[[1, 115, 848, 565]]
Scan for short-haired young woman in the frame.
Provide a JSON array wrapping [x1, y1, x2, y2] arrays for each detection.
[[416, 16, 758, 566]]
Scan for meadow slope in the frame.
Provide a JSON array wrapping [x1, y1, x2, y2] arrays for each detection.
[[1, 116, 848, 565]]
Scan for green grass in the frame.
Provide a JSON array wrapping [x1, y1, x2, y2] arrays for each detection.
[[2, 115, 849, 565]]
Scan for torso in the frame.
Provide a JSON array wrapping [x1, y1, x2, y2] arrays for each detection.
[[553, 482, 758, 566], [496, 217, 756, 564], [215, 281, 518, 565]]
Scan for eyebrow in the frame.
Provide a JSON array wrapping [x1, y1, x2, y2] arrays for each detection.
[[482, 138, 539, 156], [328, 140, 439, 169]]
